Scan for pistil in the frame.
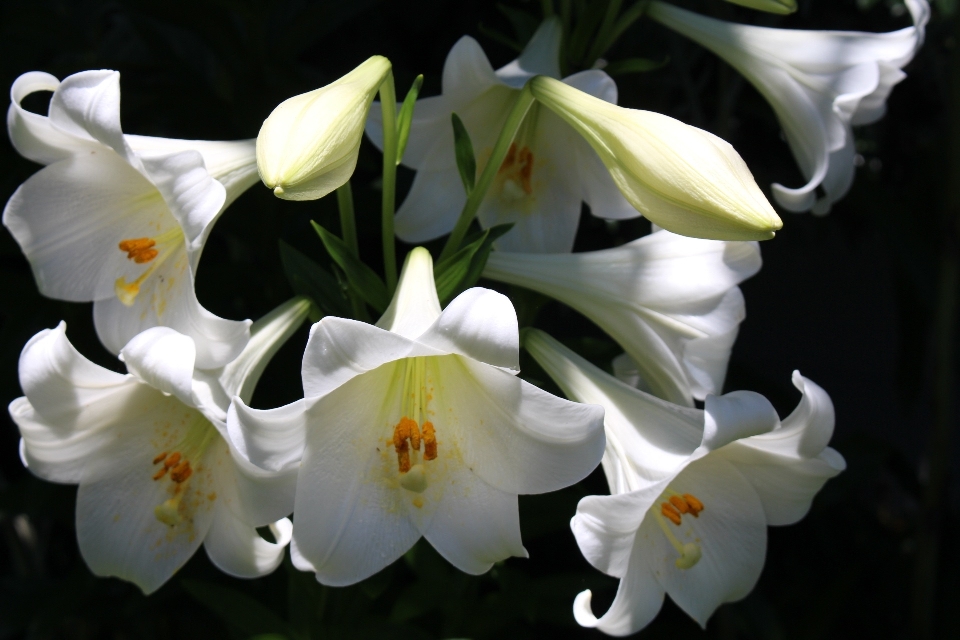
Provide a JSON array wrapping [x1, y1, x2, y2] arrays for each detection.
[[652, 489, 706, 569]]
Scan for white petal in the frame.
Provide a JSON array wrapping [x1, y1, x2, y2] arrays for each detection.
[[204, 508, 289, 579], [699, 390, 779, 453], [120, 327, 196, 406], [572, 548, 665, 636], [292, 364, 422, 586], [422, 466, 527, 574], [376, 247, 442, 339], [3, 152, 178, 302], [7, 71, 97, 165], [649, 455, 767, 627], [432, 354, 605, 495], [442, 36, 501, 103], [573, 488, 661, 577], [496, 17, 563, 87], [394, 166, 468, 243], [742, 371, 837, 458], [140, 151, 226, 261], [227, 399, 309, 473], [94, 264, 250, 369], [301, 317, 444, 399], [417, 287, 519, 371], [47, 70, 136, 167], [75, 405, 224, 594]]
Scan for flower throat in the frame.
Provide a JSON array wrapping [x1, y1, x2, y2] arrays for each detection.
[[391, 357, 437, 493]]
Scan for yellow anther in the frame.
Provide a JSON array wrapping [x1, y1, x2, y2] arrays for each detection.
[[498, 143, 535, 196], [170, 460, 192, 483], [163, 452, 181, 469]]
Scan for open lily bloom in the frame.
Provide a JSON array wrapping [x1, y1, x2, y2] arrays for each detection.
[[524, 330, 845, 636], [8, 297, 311, 594], [649, 0, 930, 215], [367, 18, 635, 253], [4, 69, 259, 366], [229, 248, 605, 585], [484, 230, 761, 406]]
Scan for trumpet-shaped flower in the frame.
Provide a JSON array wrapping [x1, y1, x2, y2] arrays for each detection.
[[648, 0, 929, 215], [8, 297, 311, 594], [483, 230, 762, 406], [229, 248, 605, 585], [529, 75, 783, 241], [257, 56, 391, 201], [4, 70, 258, 367], [367, 18, 636, 253], [524, 330, 845, 636]]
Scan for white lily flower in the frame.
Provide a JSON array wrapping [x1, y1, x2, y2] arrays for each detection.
[[4, 69, 258, 367], [483, 230, 762, 406], [367, 18, 636, 253], [257, 56, 391, 201], [229, 248, 605, 585], [8, 297, 311, 594], [528, 75, 783, 241], [649, 0, 930, 215], [524, 330, 845, 636]]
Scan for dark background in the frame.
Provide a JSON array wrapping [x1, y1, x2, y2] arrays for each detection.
[[0, 0, 957, 638]]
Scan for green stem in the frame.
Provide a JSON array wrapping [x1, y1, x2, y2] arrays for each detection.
[[439, 85, 536, 261], [379, 71, 399, 292], [584, 0, 622, 67], [336, 181, 367, 320]]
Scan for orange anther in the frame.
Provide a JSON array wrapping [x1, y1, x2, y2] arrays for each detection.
[[152, 452, 168, 465], [170, 461, 192, 483], [393, 417, 421, 451], [152, 467, 168, 481], [396, 441, 411, 474], [422, 422, 437, 461], [119, 238, 158, 263], [517, 147, 534, 194], [669, 495, 690, 514], [163, 452, 181, 469], [661, 502, 682, 526], [683, 494, 704, 516], [500, 143, 518, 170]]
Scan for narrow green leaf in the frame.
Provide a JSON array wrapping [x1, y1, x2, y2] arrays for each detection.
[[450, 113, 477, 195], [396, 74, 423, 166], [311, 221, 391, 313], [278, 240, 350, 319], [434, 223, 513, 303], [604, 56, 669, 76], [181, 579, 292, 638]]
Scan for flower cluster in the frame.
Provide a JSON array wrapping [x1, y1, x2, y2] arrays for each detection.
[[5, 0, 925, 634]]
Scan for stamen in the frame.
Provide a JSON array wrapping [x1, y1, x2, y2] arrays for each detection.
[[669, 495, 690, 514], [152, 467, 168, 481], [683, 494, 704, 516], [118, 238, 158, 264], [422, 422, 437, 460], [114, 227, 184, 306], [152, 452, 168, 465], [163, 452, 181, 469], [497, 142, 535, 198], [170, 461, 192, 483], [661, 502, 682, 526]]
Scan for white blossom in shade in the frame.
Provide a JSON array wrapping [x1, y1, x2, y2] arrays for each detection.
[[4, 70, 259, 367], [228, 248, 606, 585], [648, 0, 930, 215], [483, 230, 761, 407], [523, 330, 845, 636], [366, 18, 636, 253], [257, 56, 391, 201], [8, 297, 311, 594]]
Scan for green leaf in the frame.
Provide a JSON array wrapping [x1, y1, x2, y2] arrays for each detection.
[[450, 112, 476, 195], [278, 240, 350, 320], [603, 56, 669, 76], [396, 74, 423, 166], [311, 221, 391, 313], [434, 223, 513, 304], [181, 579, 293, 638]]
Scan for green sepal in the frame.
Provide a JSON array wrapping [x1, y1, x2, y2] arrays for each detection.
[[396, 74, 423, 166], [434, 223, 513, 304], [604, 56, 669, 76], [311, 220, 391, 313], [451, 112, 477, 195], [278, 239, 349, 320]]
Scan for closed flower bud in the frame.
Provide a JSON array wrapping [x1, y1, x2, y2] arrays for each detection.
[[723, 0, 796, 14], [529, 75, 782, 241], [257, 56, 391, 201]]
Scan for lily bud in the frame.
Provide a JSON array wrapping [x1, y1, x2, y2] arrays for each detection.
[[723, 0, 797, 14], [257, 56, 391, 201], [529, 75, 782, 241]]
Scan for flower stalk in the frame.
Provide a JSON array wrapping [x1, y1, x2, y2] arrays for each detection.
[[335, 181, 367, 320], [379, 71, 399, 291]]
